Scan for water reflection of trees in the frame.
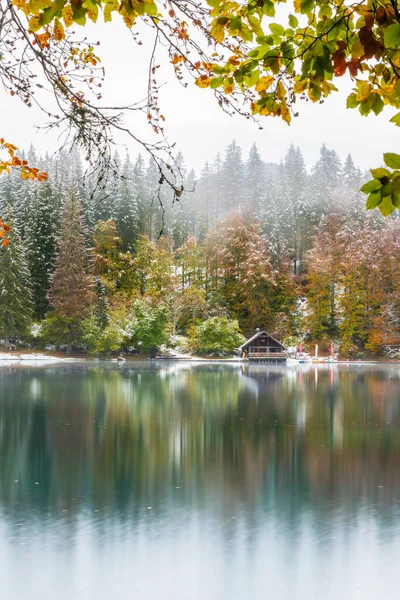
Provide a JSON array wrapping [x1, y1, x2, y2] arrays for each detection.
[[1, 363, 400, 526]]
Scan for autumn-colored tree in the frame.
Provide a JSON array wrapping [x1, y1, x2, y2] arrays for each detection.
[[305, 215, 347, 342], [340, 222, 400, 355], [204, 213, 276, 331], [171, 286, 207, 334], [174, 235, 206, 291], [93, 219, 134, 293], [47, 190, 93, 351], [132, 234, 176, 300]]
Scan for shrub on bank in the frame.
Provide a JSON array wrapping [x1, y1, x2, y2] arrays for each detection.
[[189, 317, 245, 356]]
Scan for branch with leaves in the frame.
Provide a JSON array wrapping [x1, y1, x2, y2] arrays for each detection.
[[4, 0, 400, 215]]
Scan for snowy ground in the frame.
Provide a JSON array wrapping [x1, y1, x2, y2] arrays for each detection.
[[0, 353, 78, 364]]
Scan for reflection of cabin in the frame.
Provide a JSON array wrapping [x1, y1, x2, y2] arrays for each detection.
[[240, 331, 287, 362]]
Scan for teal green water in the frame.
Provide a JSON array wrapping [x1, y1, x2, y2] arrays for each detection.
[[1, 362, 400, 599]]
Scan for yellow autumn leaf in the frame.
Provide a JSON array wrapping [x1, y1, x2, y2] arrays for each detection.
[[255, 76, 274, 93], [276, 80, 286, 99], [83, 0, 99, 23], [53, 18, 65, 41], [281, 106, 291, 124], [223, 78, 235, 94], [120, 8, 135, 28], [195, 75, 212, 88], [210, 23, 225, 44], [104, 0, 119, 22], [12, 0, 28, 10], [62, 5, 74, 28], [28, 15, 40, 31], [29, 0, 52, 13]]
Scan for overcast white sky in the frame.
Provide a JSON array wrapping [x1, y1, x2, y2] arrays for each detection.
[[2, 17, 399, 173]]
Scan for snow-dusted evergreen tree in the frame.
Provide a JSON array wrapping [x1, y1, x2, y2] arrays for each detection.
[[196, 161, 214, 236], [0, 166, 14, 215], [172, 166, 197, 248], [0, 155, 29, 232], [115, 153, 139, 251], [342, 154, 361, 189], [26, 180, 58, 319], [0, 208, 32, 345], [281, 145, 312, 272], [143, 157, 163, 240], [132, 154, 147, 233], [309, 144, 342, 214], [257, 166, 288, 265], [245, 143, 266, 212], [211, 152, 223, 222], [220, 140, 244, 214], [14, 148, 37, 239]]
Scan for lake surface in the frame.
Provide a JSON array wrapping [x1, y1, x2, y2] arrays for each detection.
[[1, 361, 400, 599]]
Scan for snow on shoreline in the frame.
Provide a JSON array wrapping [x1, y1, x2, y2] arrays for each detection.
[[0, 353, 78, 364]]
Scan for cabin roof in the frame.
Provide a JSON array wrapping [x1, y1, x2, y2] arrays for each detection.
[[239, 330, 286, 351]]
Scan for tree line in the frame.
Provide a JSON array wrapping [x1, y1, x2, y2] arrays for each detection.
[[0, 141, 399, 357]]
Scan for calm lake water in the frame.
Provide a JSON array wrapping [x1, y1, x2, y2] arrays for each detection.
[[1, 361, 400, 599]]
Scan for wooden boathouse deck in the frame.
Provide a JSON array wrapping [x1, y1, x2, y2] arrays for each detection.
[[248, 351, 287, 362]]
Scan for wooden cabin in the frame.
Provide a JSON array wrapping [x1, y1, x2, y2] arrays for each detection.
[[240, 331, 287, 362]]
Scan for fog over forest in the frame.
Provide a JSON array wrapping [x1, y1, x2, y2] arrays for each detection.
[[0, 140, 399, 357]]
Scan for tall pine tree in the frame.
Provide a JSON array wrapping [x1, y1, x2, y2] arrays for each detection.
[[26, 181, 58, 319], [0, 208, 32, 346]]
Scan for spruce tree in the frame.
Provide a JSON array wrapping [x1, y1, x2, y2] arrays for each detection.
[[196, 161, 214, 235], [0, 208, 32, 346], [26, 181, 58, 319], [310, 144, 342, 214], [220, 140, 244, 214], [132, 153, 147, 233], [115, 153, 139, 251], [245, 143, 266, 212]]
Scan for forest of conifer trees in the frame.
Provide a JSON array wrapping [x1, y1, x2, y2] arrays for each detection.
[[0, 141, 399, 357]]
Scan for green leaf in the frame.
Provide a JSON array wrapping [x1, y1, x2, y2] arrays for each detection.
[[370, 93, 384, 116], [145, 2, 158, 16], [262, 0, 275, 17], [288, 14, 298, 28], [378, 195, 396, 216], [381, 182, 392, 197], [366, 190, 382, 210], [384, 23, 400, 49], [72, 7, 87, 25], [370, 167, 391, 179], [383, 152, 400, 169], [244, 68, 260, 87], [269, 23, 285, 36], [210, 76, 224, 89], [392, 193, 400, 208], [346, 94, 359, 109], [229, 16, 242, 31], [39, 7, 57, 27], [392, 174, 400, 194], [390, 112, 400, 126], [300, 0, 314, 14], [360, 179, 381, 194]]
